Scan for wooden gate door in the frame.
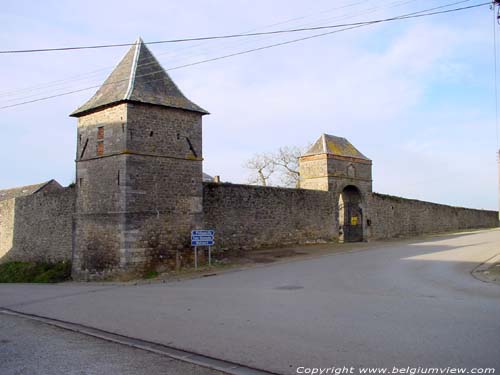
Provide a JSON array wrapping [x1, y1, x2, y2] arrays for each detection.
[[343, 202, 363, 242]]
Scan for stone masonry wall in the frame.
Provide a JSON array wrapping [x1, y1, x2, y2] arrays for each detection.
[[203, 184, 497, 252], [0, 198, 15, 259], [0, 187, 75, 263], [203, 182, 338, 251], [367, 193, 499, 240]]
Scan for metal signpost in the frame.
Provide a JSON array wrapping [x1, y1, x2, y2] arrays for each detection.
[[191, 230, 215, 270]]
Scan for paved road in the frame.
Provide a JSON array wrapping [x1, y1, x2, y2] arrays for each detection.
[[0, 313, 227, 375], [1, 230, 499, 374]]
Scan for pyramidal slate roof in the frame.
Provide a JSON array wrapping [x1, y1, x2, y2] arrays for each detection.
[[304, 134, 370, 160], [71, 38, 208, 117]]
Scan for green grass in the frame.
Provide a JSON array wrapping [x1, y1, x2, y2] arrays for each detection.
[[144, 270, 159, 279], [0, 261, 72, 283]]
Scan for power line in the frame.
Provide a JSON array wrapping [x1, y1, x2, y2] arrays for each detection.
[[494, 1, 500, 149], [0, 0, 395, 99], [0, 0, 462, 100], [0, 0, 480, 55], [0, 1, 490, 110], [0, 0, 408, 102]]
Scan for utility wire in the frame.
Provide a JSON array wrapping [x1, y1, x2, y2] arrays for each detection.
[[0, 0, 402, 98], [0, 0, 463, 100], [153, 0, 423, 79], [493, 1, 500, 149], [0, 1, 490, 110], [0, 0, 400, 99], [0, 0, 480, 55]]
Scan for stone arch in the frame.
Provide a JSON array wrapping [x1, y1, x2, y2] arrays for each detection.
[[338, 184, 365, 243]]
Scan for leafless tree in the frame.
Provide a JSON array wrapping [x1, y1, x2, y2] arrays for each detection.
[[273, 146, 302, 188], [244, 145, 306, 187], [244, 153, 275, 186]]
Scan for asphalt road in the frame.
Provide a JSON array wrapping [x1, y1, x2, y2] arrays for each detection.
[[1, 229, 499, 374], [0, 313, 227, 375]]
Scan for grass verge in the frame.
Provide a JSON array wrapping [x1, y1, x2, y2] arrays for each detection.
[[0, 261, 71, 283]]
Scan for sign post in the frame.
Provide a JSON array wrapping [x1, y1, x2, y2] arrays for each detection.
[[191, 230, 215, 270]]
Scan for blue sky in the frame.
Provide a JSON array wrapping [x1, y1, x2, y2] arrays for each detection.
[[0, 0, 498, 210]]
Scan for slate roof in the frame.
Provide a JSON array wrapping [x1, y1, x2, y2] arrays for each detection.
[[203, 172, 214, 182], [71, 38, 208, 117], [304, 134, 370, 160], [0, 180, 60, 202]]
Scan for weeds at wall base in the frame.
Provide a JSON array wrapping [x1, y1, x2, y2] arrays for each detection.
[[0, 261, 72, 283]]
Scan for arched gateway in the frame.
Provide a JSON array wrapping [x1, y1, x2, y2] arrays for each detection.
[[298, 134, 372, 242]]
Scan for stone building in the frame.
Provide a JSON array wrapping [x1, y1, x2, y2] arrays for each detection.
[[299, 134, 373, 242], [69, 38, 208, 280], [0, 38, 498, 280]]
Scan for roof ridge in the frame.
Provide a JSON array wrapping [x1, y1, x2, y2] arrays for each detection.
[[32, 179, 53, 194], [124, 39, 141, 101]]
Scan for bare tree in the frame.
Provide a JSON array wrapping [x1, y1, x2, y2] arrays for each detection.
[[273, 146, 302, 188], [244, 145, 307, 187], [244, 153, 275, 186]]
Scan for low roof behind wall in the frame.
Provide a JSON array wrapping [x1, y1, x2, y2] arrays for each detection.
[[0, 180, 62, 202]]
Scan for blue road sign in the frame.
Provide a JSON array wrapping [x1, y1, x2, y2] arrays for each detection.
[[192, 230, 215, 237], [191, 235, 213, 241], [191, 230, 215, 247], [191, 240, 214, 246]]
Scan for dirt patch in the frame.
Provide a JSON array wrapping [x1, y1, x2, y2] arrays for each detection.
[[476, 263, 500, 284], [235, 248, 307, 264]]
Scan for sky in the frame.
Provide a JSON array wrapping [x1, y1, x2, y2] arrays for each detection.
[[0, 0, 498, 210]]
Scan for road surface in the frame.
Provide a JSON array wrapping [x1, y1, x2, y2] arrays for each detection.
[[0, 313, 227, 375], [1, 229, 499, 374]]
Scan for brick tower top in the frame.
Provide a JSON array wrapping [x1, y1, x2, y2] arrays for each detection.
[[299, 133, 372, 194], [70, 37, 208, 117]]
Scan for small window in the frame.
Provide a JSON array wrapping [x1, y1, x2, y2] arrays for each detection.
[[97, 141, 104, 156], [97, 126, 104, 140]]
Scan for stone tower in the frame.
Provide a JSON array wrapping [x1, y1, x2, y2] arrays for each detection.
[[70, 38, 208, 280], [299, 134, 372, 242]]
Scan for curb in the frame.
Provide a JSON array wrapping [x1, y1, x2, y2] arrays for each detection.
[[471, 253, 500, 284], [0, 309, 279, 375]]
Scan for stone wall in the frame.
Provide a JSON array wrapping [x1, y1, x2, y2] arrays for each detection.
[[203, 182, 338, 251], [367, 193, 499, 240], [0, 187, 75, 263], [203, 183, 498, 251], [1, 179, 498, 269]]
